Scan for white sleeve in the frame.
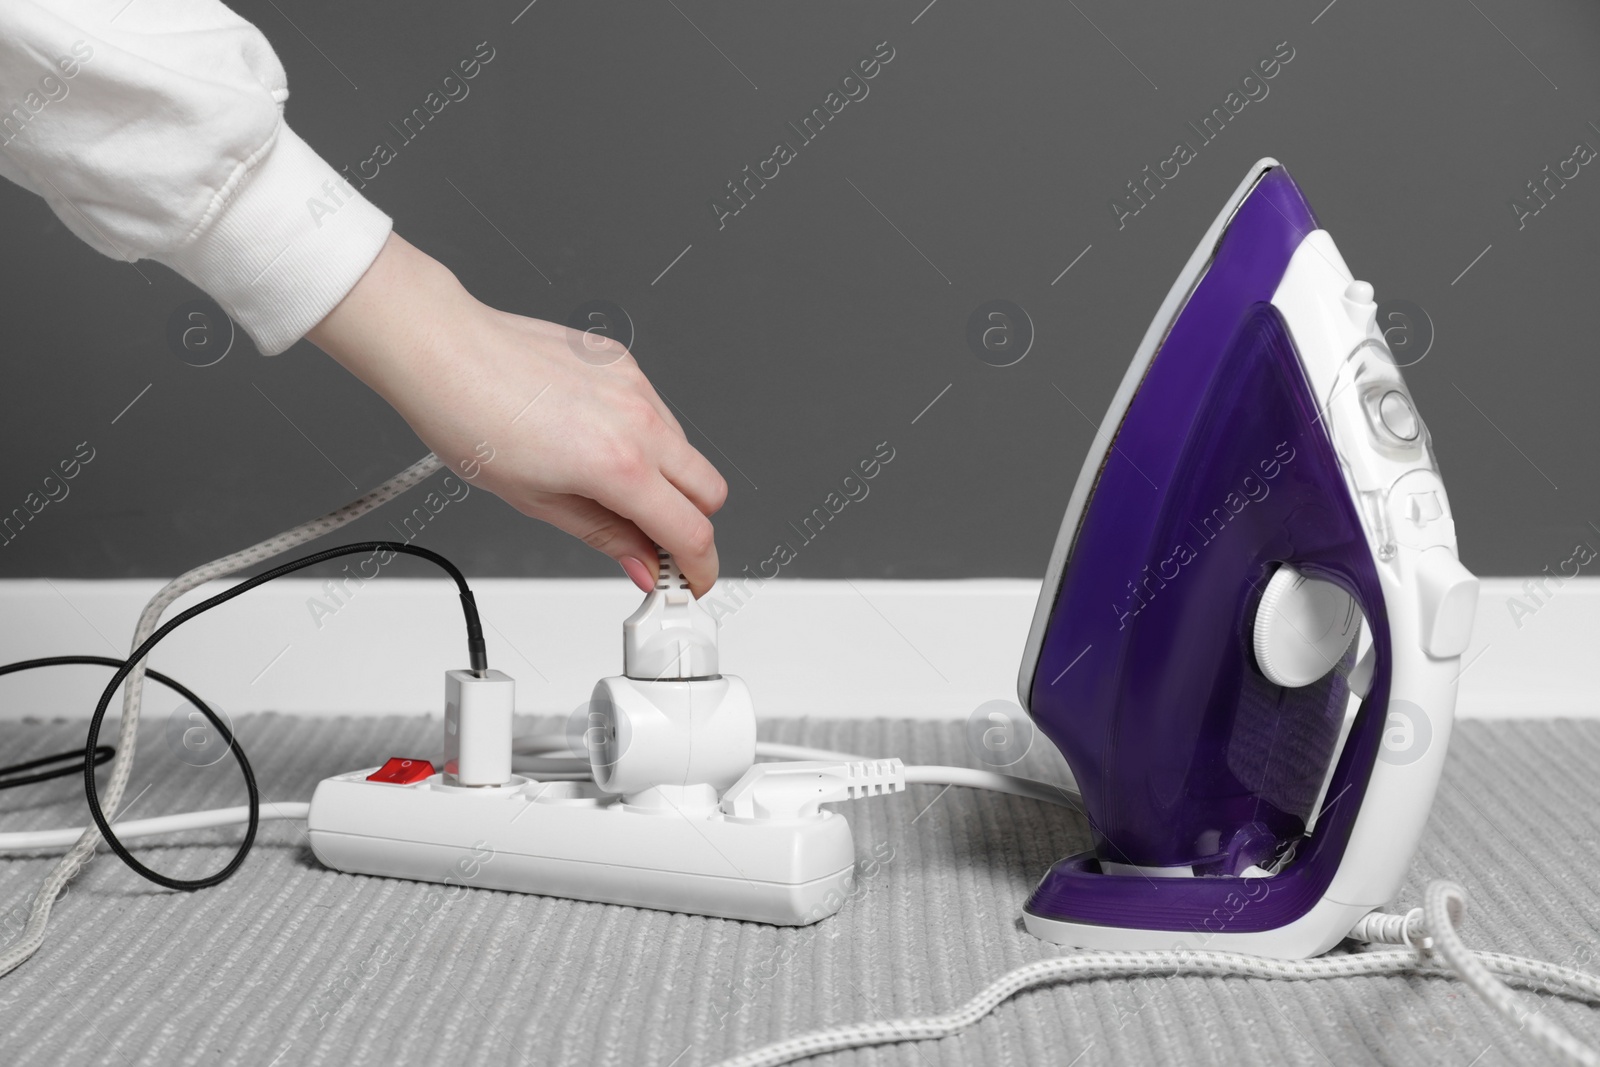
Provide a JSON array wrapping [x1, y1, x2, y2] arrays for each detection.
[[0, 0, 392, 355]]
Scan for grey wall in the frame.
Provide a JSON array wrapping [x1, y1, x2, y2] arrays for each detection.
[[1, 0, 1596, 581]]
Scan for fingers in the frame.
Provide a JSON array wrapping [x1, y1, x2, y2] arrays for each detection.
[[578, 344, 727, 518], [539, 331, 727, 592], [534, 495, 660, 593], [659, 433, 729, 516], [610, 368, 728, 517], [592, 471, 719, 597]]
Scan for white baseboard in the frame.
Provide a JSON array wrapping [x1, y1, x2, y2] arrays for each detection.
[[0, 577, 1586, 721]]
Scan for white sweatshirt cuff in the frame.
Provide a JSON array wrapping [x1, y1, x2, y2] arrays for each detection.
[[160, 122, 392, 356]]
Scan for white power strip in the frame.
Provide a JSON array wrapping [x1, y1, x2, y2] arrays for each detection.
[[307, 765, 858, 924], [307, 554, 924, 926]]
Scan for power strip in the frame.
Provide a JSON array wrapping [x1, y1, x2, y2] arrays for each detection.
[[304, 553, 925, 926], [307, 764, 858, 924]]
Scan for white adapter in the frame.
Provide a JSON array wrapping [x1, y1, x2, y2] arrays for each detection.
[[587, 676, 756, 805], [587, 552, 756, 811], [443, 669, 514, 786]]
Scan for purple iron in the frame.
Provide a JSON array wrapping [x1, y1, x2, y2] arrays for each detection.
[[1017, 159, 1480, 958]]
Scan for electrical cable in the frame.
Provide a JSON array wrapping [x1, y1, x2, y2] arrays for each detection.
[[517, 736, 875, 764], [508, 756, 594, 779], [705, 880, 1600, 1067], [80, 539, 485, 892], [512, 737, 1083, 805], [0, 654, 254, 876], [754, 742, 876, 763], [0, 454, 442, 980], [0, 745, 112, 790], [0, 656, 226, 790], [1353, 882, 1600, 1067], [902, 765, 1079, 807], [0, 803, 309, 852], [512, 733, 578, 757]]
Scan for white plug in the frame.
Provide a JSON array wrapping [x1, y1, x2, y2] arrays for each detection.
[[623, 550, 719, 680], [443, 668, 514, 786], [589, 551, 755, 808], [720, 760, 906, 821]]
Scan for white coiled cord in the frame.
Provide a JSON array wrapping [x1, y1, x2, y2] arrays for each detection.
[[708, 881, 1600, 1067], [0, 454, 442, 979]]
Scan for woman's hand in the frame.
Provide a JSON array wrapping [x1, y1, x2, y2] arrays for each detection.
[[306, 234, 727, 596]]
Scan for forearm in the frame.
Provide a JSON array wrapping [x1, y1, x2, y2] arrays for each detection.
[[1, 1, 727, 592], [308, 235, 479, 442], [0, 0, 390, 355]]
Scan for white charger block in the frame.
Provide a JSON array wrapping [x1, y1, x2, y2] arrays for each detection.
[[443, 669, 514, 786]]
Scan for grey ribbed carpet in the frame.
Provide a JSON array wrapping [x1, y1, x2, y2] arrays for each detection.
[[1, 715, 1597, 1067]]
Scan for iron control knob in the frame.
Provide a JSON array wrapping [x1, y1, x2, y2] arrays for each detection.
[[1253, 563, 1360, 687], [1377, 390, 1420, 441]]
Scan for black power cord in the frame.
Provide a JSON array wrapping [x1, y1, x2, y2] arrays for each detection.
[[0, 657, 220, 789], [0, 746, 112, 789], [0, 655, 255, 886], [83, 541, 486, 892]]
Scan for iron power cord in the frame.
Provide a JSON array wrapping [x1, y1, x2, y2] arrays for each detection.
[[79, 540, 486, 893], [705, 881, 1600, 1067]]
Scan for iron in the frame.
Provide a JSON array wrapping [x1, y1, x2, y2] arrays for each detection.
[[1016, 159, 1480, 959]]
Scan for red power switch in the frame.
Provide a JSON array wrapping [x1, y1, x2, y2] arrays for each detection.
[[367, 758, 435, 784]]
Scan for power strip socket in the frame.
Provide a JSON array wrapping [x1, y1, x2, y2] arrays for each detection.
[[307, 765, 858, 924]]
